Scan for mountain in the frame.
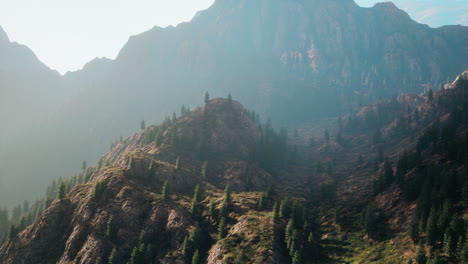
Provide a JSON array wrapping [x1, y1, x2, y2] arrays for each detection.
[[2, 0, 468, 209], [1, 72, 468, 263]]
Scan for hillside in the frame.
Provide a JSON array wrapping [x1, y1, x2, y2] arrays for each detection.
[[1, 72, 468, 263]]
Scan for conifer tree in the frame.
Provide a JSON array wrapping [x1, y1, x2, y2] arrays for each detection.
[[364, 204, 377, 236], [182, 235, 189, 257], [201, 161, 208, 179], [192, 250, 200, 264], [415, 242, 427, 264], [208, 199, 216, 218], [57, 181, 67, 200], [204, 92, 210, 104], [218, 217, 227, 240], [191, 185, 200, 217], [175, 156, 180, 170], [162, 181, 170, 201], [292, 250, 303, 264], [258, 193, 265, 210], [140, 120, 146, 130], [272, 202, 279, 221], [425, 208, 437, 245], [223, 184, 231, 206], [106, 215, 117, 240], [227, 93, 232, 107], [443, 229, 453, 257], [108, 248, 117, 264]]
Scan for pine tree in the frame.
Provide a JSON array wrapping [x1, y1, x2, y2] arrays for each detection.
[[81, 160, 87, 172], [364, 204, 377, 236], [201, 161, 208, 179], [258, 193, 265, 210], [292, 250, 303, 264], [279, 198, 291, 219], [192, 250, 200, 264], [425, 208, 437, 245], [227, 93, 232, 107], [285, 218, 295, 248], [128, 156, 134, 170], [140, 120, 146, 130], [208, 199, 216, 218], [415, 242, 427, 264], [106, 215, 117, 240], [162, 181, 170, 201], [182, 235, 189, 257], [191, 185, 200, 217], [93, 181, 106, 201], [218, 217, 227, 240], [175, 156, 180, 170], [223, 184, 231, 205], [443, 229, 453, 257], [7, 223, 17, 240], [272, 202, 279, 221], [204, 92, 210, 104], [108, 248, 117, 264], [428, 88, 434, 101], [57, 181, 67, 200]]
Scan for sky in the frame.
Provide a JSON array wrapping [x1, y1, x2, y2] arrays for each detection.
[[0, 0, 466, 74]]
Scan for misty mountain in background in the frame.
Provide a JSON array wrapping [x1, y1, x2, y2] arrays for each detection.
[[1, 0, 468, 208]]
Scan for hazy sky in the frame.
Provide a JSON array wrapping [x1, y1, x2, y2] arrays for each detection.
[[0, 0, 466, 74]]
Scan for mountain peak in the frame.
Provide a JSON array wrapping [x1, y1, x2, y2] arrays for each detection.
[[0, 26, 9, 42]]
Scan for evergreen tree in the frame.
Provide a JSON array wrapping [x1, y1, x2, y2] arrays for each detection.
[[175, 156, 180, 170], [162, 181, 170, 201], [106, 215, 117, 240], [201, 161, 208, 179], [292, 250, 303, 264], [258, 193, 265, 210], [425, 208, 438, 245], [428, 88, 434, 101], [364, 204, 377, 236], [223, 184, 231, 205], [7, 223, 17, 240], [140, 120, 146, 130], [192, 250, 200, 264], [208, 199, 216, 218], [191, 185, 200, 217], [204, 92, 210, 104], [272, 202, 279, 221], [58, 181, 67, 199], [81, 160, 87, 172], [108, 248, 117, 264], [227, 93, 232, 107], [182, 235, 189, 257], [443, 229, 453, 257], [218, 217, 227, 240], [415, 242, 427, 264], [279, 198, 290, 219], [93, 181, 106, 201], [129, 245, 143, 264], [285, 218, 295, 248]]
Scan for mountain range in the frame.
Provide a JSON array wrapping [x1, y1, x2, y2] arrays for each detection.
[[1, 0, 468, 209], [1, 71, 467, 263]]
